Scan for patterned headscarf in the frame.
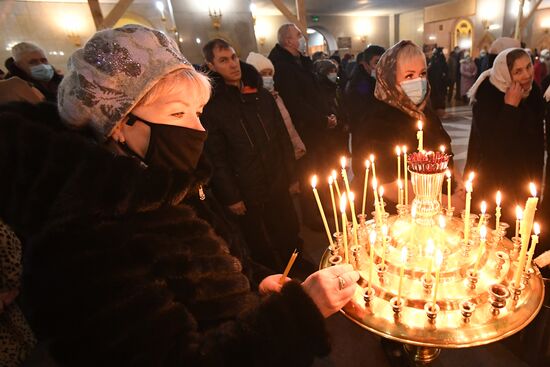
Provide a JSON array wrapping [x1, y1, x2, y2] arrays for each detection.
[[58, 24, 193, 139], [374, 40, 430, 121]]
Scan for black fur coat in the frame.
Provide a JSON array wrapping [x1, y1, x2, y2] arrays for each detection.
[[0, 102, 330, 366]]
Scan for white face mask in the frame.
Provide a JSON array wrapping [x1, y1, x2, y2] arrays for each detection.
[[327, 72, 338, 83], [400, 77, 428, 105], [298, 37, 307, 53], [262, 76, 275, 91], [370, 69, 377, 78]]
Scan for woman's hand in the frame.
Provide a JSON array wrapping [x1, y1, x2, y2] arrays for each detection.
[[504, 82, 523, 107], [259, 274, 290, 295], [301, 264, 360, 318]]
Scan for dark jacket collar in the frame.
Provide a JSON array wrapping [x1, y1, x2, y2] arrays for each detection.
[[268, 44, 312, 69], [209, 61, 262, 97]]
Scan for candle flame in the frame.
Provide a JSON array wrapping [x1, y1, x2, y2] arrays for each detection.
[[417, 120, 423, 131], [468, 172, 475, 182], [465, 181, 472, 193], [340, 193, 347, 213], [411, 204, 417, 218], [426, 239, 434, 255], [396, 146, 401, 155], [516, 205, 523, 220], [439, 215, 446, 229], [328, 176, 333, 185], [480, 225, 487, 240], [382, 224, 388, 236], [439, 145, 445, 153], [369, 154, 375, 162], [398, 179, 403, 189], [365, 159, 371, 168], [402, 145, 407, 153], [331, 170, 337, 180], [379, 186, 384, 198], [446, 169, 451, 178], [436, 250, 443, 267], [369, 230, 377, 245], [529, 182, 537, 197], [372, 177, 378, 189], [401, 247, 408, 263], [534, 222, 541, 235], [340, 156, 347, 169], [496, 191, 502, 206], [349, 192, 355, 202], [310, 175, 318, 189], [480, 201, 487, 214]]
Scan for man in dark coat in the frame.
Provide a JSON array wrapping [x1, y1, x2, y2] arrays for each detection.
[[447, 47, 460, 102], [4, 42, 62, 103], [268, 24, 336, 229], [202, 39, 303, 272], [428, 47, 448, 115]]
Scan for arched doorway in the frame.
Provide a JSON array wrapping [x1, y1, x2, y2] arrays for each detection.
[[307, 26, 338, 55], [453, 19, 473, 54]]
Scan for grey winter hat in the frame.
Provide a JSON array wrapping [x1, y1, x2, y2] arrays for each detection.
[[58, 24, 192, 139]]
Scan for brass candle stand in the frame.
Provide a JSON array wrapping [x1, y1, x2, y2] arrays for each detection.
[[320, 167, 545, 366]]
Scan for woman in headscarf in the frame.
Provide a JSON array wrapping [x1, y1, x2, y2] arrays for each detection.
[[0, 25, 359, 366], [466, 48, 544, 225], [353, 40, 462, 208]]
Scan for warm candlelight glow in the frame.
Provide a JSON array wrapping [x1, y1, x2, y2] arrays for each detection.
[[480, 225, 487, 240], [401, 247, 408, 263], [349, 192, 355, 202], [379, 186, 384, 198], [402, 145, 407, 154], [382, 224, 388, 236], [426, 239, 435, 255], [310, 175, 318, 188], [516, 205, 523, 220], [372, 177, 378, 190], [439, 145, 445, 153], [328, 176, 333, 185], [396, 146, 401, 155], [436, 250, 443, 267], [418, 120, 423, 131], [365, 159, 371, 168], [331, 170, 337, 180], [398, 180, 403, 189], [496, 191, 502, 206], [340, 194, 347, 213], [369, 230, 377, 245], [439, 215, 446, 229], [446, 170, 451, 179], [468, 172, 475, 182], [529, 182, 537, 197], [465, 181, 472, 193], [370, 154, 375, 163], [534, 222, 541, 235], [480, 201, 487, 215], [340, 156, 347, 169]]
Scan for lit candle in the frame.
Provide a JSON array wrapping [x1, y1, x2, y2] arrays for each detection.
[[331, 170, 342, 201], [340, 194, 349, 263], [369, 231, 376, 295], [340, 157, 352, 199], [398, 179, 404, 206], [446, 170, 452, 211], [426, 239, 435, 276], [379, 186, 386, 217], [381, 224, 388, 266], [361, 159, 371, 217], [349, 192, 359, 246], [526, 223, 541, 271], [474, 225, 487, 272], [464, 180, 473, 244], [328, 176, 340, 233], [432, 250, 444, 305], [513, 183, 538, 287], [478, 201, 487, 230], [396, 146, 401, 182], [495, 191, 502, 231], [417, 120, 424, 151], [515, 205, 523, 240], [311, 175, 335, 249], [397, 247, 408, 301], [439, 145, 446, 154], [370, 154, 377, 181], [403, 146, 409, 204]]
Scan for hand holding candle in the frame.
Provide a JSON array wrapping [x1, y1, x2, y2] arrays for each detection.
[[280, 249, 298, 284]]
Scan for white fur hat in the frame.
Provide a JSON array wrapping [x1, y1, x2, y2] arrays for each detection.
[[246, 52, 275, 74]]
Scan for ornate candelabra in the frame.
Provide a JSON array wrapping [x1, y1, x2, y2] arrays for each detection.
[[319, 150, 545, 365]]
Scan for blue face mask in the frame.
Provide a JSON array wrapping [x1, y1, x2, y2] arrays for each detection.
[[400, 77, 427, 105], [298, 37, 307, 53], [30, 64, 54, 82], [327, 72, 338, 83], [262, 76, 274, 91]]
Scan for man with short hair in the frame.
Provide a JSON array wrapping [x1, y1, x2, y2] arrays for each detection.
[[201, 39, 307, 273], [4, 42, 62, 102], [269, 23, 335, 230]]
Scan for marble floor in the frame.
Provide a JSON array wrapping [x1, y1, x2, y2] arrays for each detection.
[[300, 105, 542, 367]]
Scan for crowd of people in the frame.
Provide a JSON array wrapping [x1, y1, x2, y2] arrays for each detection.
[[0, 22, 549, 366]]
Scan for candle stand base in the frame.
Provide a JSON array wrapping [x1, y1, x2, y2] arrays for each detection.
[[522, 267, 535, 286], [363, 287, 375, 306], [509, 281, 525, 302], [421, 274, 433, 293], [460, 300, 476, 323], [467, 270, 478, 290], [328, 255, 343, 266], [376, 264, 387, 284], [403, 344, 441, 366]]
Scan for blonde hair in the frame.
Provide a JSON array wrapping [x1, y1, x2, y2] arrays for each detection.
[[137, 68, 211, 108], [396, 43, 425, 68]]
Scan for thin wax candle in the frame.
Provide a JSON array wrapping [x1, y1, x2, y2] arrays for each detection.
[[328, 176, 339, 233], [361, 159, 371, 217], [311, 176, 335, 248]]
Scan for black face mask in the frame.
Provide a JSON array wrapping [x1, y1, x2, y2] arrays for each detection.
[[126, 114, 207, 172]]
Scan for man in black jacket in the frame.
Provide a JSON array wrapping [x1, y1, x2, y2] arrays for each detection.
[[269, 24, 336, 229], [202, 39, 303, 272]]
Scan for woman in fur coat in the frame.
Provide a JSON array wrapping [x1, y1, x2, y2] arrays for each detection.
[[0, 25, 359, 367]]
